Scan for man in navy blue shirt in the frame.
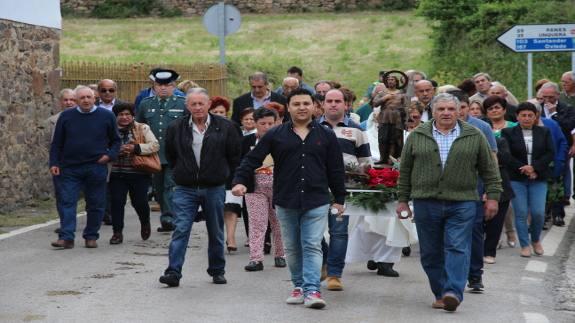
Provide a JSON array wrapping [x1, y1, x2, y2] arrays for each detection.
[[232, 88, 347, 309], [50, 86, 120, 249]]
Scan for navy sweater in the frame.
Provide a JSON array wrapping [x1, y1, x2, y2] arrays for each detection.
[[50, 107, 121, 167]]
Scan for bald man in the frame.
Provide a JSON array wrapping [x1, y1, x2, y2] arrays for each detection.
[[97, 79, 124, 111], [414, 80, 435, 121]]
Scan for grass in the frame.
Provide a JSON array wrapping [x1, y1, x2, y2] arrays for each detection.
[[61, 11, 431, 99], [0, 199, 85, 230]]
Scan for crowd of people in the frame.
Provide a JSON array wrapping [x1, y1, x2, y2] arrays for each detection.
[[46, 65, 575, 312]]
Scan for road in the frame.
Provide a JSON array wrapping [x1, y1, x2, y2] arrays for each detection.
[[1, 207, 574, 323]]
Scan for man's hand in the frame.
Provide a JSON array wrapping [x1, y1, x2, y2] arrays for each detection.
[[396, 202, 412, 219], [484, 199, 499, 220], [97, 155, 110, 164], [231, 184, 247, 197], [569, 145, 575, 157], [331, 203, 345, 216], [50, 166, 60, 176]]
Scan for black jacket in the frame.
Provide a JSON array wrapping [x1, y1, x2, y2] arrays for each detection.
[[501, 125, 555, 182], [165, 113, 242, 188], [549, 101, 575, 146], [495, 137, 515, 202], [240, 133, 258, 193], [231, 91, 287, 124]]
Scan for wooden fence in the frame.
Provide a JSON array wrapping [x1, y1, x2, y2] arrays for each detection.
[[61, 62, 228, 102]]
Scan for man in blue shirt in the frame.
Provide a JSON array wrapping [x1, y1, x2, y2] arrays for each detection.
[[50, 86, 120, 249], [232, 88, 346, 309]]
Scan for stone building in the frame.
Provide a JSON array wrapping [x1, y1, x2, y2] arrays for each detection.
[[0, 13, 61, 212]]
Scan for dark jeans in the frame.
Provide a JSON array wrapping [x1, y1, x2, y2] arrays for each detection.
[[469, 201, 485, 280], [57, 163, 108, 241], [109, 172, 151, 233], [166, 185, 226, 278], [484, 200, 510, 257], [321, 214, 349, 277]]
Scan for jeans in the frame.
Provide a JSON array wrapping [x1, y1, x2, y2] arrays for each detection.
[[276, 204, 329, 295], [468, 201, 485, 280], [321, 214, 349, 278], [165, 185, 226, 278], [57, 163, 108, 241], [510, 180, 547, 248], [109, 172, 151, 233], [152, 166, 175, 218], [413, 199, 476, 302]]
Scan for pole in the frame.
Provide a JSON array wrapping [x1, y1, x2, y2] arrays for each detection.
[[218, 1, 226, 65], [572, 52, 575, 73], [527, 52, 533, 99]]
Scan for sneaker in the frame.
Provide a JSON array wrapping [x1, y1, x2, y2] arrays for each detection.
[[244, 261, 264, 272], [326, 276, 343, 291], [304, 291, 326, 309], [468, 277, 484, 293], [286, 287, 304, 304]]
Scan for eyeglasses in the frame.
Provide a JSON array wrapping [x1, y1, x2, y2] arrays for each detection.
[[99, 88, 116, 93]]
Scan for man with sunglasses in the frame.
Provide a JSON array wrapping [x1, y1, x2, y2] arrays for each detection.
[[96, 79, 124, 111]]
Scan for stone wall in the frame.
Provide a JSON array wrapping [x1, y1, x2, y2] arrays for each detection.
[[0, 19, 61, 213], [61, 0, 390, 16]]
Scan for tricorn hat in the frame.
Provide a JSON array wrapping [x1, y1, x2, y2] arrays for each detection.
[[150, 68, 180, 84]]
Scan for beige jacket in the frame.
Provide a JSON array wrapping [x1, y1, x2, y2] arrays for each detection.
[[133, 122, 160, 155]]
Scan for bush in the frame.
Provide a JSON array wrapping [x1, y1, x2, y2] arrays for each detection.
[[91, 0, 182, 18], [418, 0, 575, 100]]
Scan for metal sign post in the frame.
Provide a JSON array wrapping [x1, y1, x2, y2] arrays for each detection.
[[497, 23, 575, 98], [203, 2, 241, 65]]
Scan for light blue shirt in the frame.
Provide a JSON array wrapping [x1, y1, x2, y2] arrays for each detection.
[[76, 105, 98, 114], [432, 121, 460, 169], [465, 115, 498, 152]]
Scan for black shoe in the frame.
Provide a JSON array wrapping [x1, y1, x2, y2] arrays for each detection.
[[264, 242, 271, 255], [553, 216, 565, 227], [377, 262, 399, 277], [245, 261, 264, 271], [402, 246, 411, 257], [103, 213, 112, 225], [274, 257, 286, 268], [159, 273, 180, 287], [367, 260, 377, 271], [212, 274, 227, 284], [468, 277, 484, 293], [542, 221, 550, 231]]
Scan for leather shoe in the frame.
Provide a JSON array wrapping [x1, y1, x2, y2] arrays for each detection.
[[553, 216, 565, 227], [109, 233, 123, 245], [85, 239, 98, 248], [245, 261, 264, 272], [367, 260, 377, 271], [432, 299, 445, 309], [51, 239, 74, 249], [141, 222, 151, 240], [326, 276, 343, 291], [212, 274, 227, 284], [274, 257, 286, 268], [159, 273, 180, 287], [377, 262, 399, 277], [442, 293, 460, 312], [532, 242, 544, 256]]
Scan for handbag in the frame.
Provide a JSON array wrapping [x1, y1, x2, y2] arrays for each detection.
[[131, 123, 162, 173]]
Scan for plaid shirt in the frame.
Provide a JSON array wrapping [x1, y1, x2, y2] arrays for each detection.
[[432, 121, 460, 170]]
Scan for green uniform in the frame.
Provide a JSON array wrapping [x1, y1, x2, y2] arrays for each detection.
[[136, 95, 186, 222]]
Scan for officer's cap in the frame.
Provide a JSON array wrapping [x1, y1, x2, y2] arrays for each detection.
[[150, 68, 180, 84]]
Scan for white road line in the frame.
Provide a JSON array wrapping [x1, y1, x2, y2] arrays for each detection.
[[0, 212, 85, 241], [541, 212, 573, 256], [525, 260, 548, 273], [523, 312, 550, 323]]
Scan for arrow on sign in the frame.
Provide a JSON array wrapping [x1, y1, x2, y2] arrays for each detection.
[[497, 23, 575, 53]]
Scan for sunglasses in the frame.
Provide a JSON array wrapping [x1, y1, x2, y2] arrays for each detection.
[[99, 88, 116, 93]]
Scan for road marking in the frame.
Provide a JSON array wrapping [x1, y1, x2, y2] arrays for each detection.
[[525, 260, 548, 273], [0, 212, 85, 241], [541, 212, 573, 256], [523, 312, 549, 323]]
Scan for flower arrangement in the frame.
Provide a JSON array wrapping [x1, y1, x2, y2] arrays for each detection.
[[346, 162, 400, 213]]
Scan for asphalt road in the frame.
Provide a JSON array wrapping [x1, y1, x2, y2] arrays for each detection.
[[1, 207, 574, 323]]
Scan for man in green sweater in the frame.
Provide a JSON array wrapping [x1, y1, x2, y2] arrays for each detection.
[[396, 93, 502, 312]]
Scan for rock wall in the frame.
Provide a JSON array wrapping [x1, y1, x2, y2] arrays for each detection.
[[61, 0, 390, 15], [0, 19, 61, 213]]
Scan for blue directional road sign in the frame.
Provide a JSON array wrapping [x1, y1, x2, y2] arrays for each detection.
[[497, 24, 575, 52]]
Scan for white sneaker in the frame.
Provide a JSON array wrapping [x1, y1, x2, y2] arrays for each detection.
[[286, 287, 304, 304], [304, 291, 326, 309]]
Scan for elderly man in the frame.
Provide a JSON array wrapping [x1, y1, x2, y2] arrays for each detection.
[[397, 93, 501, 312], [136, 69, 187, 232], [96, 79, 122, 111], [488, 84, 517, 121], [275, 76, 300, 97], [469, 72, 492, 103], [560, 71, 575, 107], [414, 80, 435, 121], [159, 88, 241, 287], [232, 88, 346, 309], [284, 66, 315, 94], [50, 86, 121, 249], [47, 88, 76, 139], [314, 80, 332, 97], [232, 72, 287, 124]]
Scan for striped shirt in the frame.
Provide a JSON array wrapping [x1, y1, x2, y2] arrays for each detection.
[[432, 121, 460, 170], [319, 116, 372, 171]]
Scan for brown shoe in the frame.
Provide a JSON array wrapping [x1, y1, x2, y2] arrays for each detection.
[[432, 299, 445, 309], [51, 239, 74, 249], [141, 222, 151, 241], [520, 247, 532, 257], [532, 242, 544, 256], [150, 202, 161, 212], [85, 239, 98, 248], [109, 233, 123, 245], [326, 276, 343, 291], [442, 293, 460, 312]]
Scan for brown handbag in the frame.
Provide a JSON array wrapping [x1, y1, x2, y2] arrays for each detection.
[[131, 123, 162, 173]]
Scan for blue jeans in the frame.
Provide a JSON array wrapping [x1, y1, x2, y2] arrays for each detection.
[[57, 163, 108, 241], [510, 180, 547, 248], [165, 185, 226, 278], [276, 204, 329, 294], [153, 166, 175, 218], [468, 201, 485, 280], [322, 214, 349, 277], [413, 199, 476, 302]]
